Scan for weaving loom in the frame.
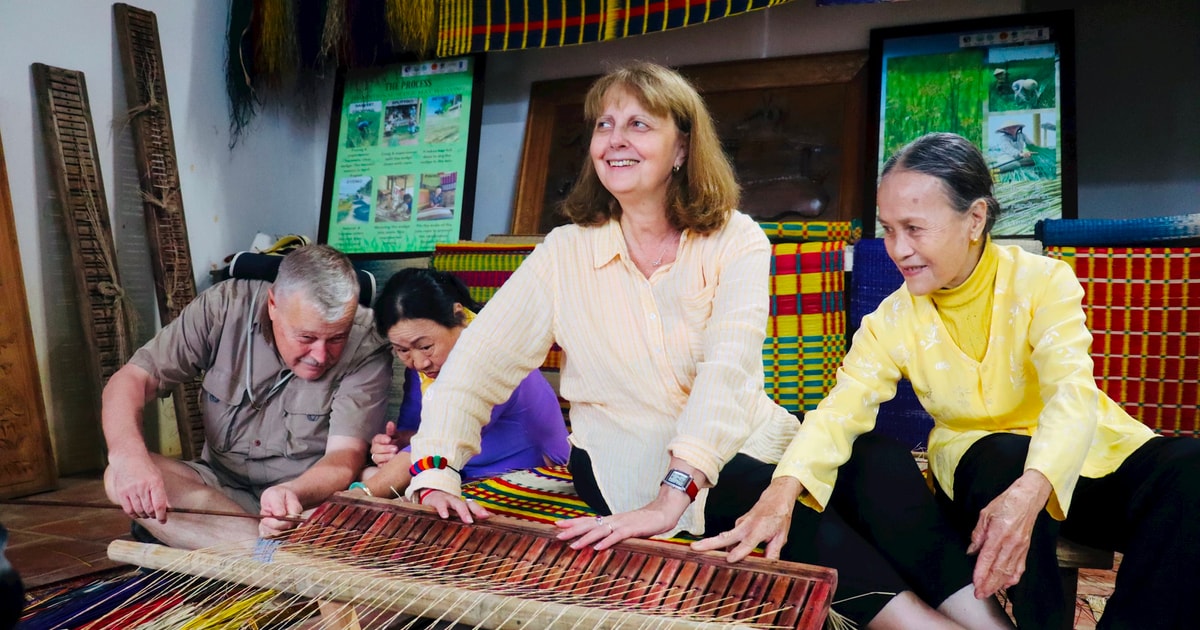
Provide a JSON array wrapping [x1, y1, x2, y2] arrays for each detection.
[[96, 494, 835, 629]]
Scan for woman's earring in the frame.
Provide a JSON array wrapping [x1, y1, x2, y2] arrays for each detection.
[[672, 164, 681, 174]]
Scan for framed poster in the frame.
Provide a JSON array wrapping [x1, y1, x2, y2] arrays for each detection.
[[319, 56, 484, 258], [866, 11, 1077, 237], [513, 52, 868, 234]]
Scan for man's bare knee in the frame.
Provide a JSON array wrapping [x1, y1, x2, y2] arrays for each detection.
[[102, 465, 122, 505]]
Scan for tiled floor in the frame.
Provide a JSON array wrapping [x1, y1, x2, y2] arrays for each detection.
[[1074, 559, 1121, 630], [1, 475, 135, 590], [3, 475, 1118, 628]]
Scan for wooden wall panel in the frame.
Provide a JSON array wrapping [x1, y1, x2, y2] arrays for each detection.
[[0, 130, 58, 498]]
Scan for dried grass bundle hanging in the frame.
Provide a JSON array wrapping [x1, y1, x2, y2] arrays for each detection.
[[320, 0, 348, 63], [255, 0, 299, 81], [386, 0, 437, 56], [226, 0, 257, 146]]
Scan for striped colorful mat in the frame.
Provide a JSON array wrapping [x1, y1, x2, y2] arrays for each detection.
[[463, 465, 592, 523], [766, 241, 847, 413], [759, 219, 862, 244], [436, 0, 794, 56], [1046, 246, 1199, 437], [430, 242, 538, 304], [462, 465, 704, 546], [431, 242, 565, 372]]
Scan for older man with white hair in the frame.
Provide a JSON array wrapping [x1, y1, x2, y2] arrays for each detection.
[[102, 244, 391, 549]]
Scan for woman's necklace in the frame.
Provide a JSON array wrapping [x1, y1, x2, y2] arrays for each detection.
[[636, 230, 678, 268], [651, 235, 674, 267]]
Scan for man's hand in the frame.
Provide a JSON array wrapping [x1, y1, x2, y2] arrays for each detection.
[[692, 476, 803, 562], [102, 363, 165, 521], [969, 469, 1053, 598], [259, 485, 304, 538], [107, 452, 170, 523]]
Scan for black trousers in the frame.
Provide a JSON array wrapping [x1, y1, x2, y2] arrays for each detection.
[[940, 433, 1200, 630], [569, 433, 975, 626]]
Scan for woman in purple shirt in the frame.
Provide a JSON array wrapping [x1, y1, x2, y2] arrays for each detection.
[[355, 268, 569, 497]]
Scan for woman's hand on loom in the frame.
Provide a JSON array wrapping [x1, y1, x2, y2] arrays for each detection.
[[968, 469, 1053, 598], [692, 476, 802, 562], [108, 452, 170, 523], [555, 489, 692, 551], [421, 489, 492, 524], [259, 486, 304, 538]]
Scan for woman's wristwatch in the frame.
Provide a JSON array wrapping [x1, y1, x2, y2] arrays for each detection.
[[662, 469, 700, 501]]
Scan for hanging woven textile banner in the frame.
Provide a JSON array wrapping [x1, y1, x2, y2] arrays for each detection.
[[437, 0, 795, 56]]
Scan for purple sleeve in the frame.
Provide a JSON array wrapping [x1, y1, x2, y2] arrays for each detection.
[[395, 367, 423, 432], [494, 370, 570, 464]]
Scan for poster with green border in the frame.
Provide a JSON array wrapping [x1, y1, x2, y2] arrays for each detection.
[[320, 56, 480, 257]]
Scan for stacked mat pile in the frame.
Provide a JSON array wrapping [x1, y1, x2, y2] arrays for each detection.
[[1038, 213, 1199, 437]]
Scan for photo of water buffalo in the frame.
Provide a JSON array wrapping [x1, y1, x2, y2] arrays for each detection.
[[987, 52, 1058, 112]]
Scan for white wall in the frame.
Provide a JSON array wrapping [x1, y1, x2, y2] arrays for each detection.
[[0, 0, 332, 473], [469, 0, 1023, 238], [1029, 0, 1200, 218]]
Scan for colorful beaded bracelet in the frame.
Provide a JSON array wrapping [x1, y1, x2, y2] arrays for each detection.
[[408, 455, 458, 477]]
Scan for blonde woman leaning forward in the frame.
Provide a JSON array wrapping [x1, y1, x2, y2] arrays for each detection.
[[404, 65, 1011, 629]]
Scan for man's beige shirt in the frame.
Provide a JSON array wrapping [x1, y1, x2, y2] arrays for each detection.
[[131, 279, 392, 493]]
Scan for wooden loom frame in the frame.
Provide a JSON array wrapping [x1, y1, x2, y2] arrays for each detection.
[[0, 130, 57, 498], [31, 63, 132, 423], [114, 3, 206, 461], [108, 495, 837, 629]]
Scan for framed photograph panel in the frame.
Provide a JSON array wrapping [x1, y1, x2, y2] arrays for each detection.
[[319, 56, 484, 258], [866, 11, 1077, 237]]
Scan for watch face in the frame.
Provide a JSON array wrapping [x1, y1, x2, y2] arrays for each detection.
[[665, 470, 691, 487]]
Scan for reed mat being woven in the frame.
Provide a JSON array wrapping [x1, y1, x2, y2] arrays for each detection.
[[99, 496, 835, 629]]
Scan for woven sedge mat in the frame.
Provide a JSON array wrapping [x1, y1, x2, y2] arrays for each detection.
[[848, 239, 934, 451], [436, 0, 789, 56], [759, 220, 862, 244], [1046, 246, 1200, 437], [20, 569, 317, 630], [765, 241, 847, 415], [1036, 213, 1200, 247], [461, 465, 707, 547]]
